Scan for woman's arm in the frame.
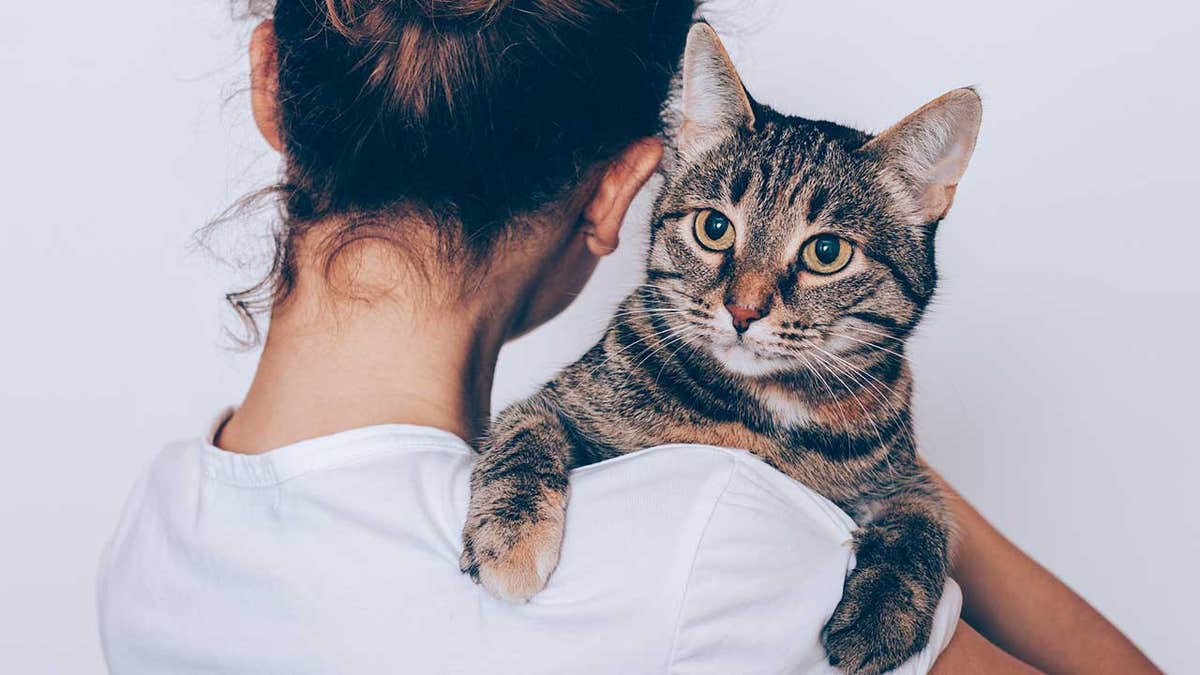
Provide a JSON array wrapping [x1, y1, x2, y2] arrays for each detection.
[[932, 621, 1042, 674], [931, 468, 1160, 673]]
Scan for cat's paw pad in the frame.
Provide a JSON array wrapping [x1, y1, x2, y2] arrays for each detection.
[[460, 513, 565, 603], [821, 564, 926, 674]]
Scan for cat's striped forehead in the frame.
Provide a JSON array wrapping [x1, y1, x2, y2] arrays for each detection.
[[658, 114, 893, 261], [650, 107, 940, 312]]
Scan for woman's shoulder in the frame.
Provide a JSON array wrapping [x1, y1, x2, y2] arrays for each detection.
[[569, 445, 960, 674], [570, 443, 857, 555], [572, 445, 858, 671], [99, 432, 947, 674], [570, 443, 857, 557]]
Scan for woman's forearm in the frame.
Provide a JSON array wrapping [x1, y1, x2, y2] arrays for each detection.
[[933, 469, 1160, 673], [932, 621, 1043, 674]]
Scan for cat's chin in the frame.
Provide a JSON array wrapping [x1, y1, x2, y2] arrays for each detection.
[[710, 342, 795, 379]]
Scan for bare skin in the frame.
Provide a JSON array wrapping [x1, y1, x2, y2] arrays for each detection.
[[222, 23, 659, 453], [933, 622, 1041, 674], [217, 157, 660, 454], [932, 470, 1161, 674], [221, 19, 1160, 672]]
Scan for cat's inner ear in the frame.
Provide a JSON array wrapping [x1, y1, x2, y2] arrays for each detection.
[[679, 23, 755, 158], [865, 88, 983, 224]]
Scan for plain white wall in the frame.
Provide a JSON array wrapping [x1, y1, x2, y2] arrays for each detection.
[[2, 0, 1196, 671]]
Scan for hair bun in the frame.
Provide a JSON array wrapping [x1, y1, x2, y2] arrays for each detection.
[[405, 0, 514, 20], [325, 0, 513, 32]]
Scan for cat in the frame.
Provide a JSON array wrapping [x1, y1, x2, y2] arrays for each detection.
[[460, 22, 981, 674]]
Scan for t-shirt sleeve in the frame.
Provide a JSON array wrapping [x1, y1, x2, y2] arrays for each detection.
[[666, 452, 961, 675]]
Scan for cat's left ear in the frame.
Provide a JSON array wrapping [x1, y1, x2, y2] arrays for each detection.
[[864, 88, 982, 224], [678, 22, 755, 159]]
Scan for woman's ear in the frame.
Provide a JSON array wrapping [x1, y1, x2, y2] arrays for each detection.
[[250, 21, 283, 152], [583, 138, 663, 257]]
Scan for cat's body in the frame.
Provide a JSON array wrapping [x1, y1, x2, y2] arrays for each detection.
[[461, 23, 981, 674]]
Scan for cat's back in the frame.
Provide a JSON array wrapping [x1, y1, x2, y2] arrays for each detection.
[[98, 418, 954, 674]]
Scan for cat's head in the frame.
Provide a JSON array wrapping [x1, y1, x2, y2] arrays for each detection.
[[645, 23, 982, 379]]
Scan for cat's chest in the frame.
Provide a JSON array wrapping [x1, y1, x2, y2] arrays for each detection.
[[755, 386, 815, 429]]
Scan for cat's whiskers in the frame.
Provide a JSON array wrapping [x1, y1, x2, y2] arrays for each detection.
[[802, 347, 888, 462], [608, 308, 695, 321], [804, 348, 900, 472], [827, 331, 909, 362], [803, 343, 918, 457], [588, 322, 673, 377], [591, 307, 702, 379], [841, 323, 907, 345], [821, 332, 923, 447], [593, 294, 696, 353], [794, 352, 857, 459], [633, 283, 693, 308], [654, 327, 704, 388], [623, 323, 704, 389]]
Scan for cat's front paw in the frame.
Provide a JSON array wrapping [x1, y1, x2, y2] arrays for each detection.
[[460, 492, 567, 603], [821, 563, 930, 674]]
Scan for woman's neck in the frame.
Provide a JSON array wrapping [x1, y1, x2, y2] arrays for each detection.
[[216, 242, 516, 454]]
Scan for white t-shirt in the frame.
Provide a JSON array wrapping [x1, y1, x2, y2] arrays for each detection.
[[98, 417, 960, 674]]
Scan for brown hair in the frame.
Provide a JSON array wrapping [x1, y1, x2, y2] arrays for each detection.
[[225, 0, 697, 337]]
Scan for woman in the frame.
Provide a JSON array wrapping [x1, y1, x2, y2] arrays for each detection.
[[97, 1, 1157, 672]]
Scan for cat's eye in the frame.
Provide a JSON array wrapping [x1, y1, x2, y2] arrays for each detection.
[[801, 234, 853, 274], [693, 209, 735, 251]]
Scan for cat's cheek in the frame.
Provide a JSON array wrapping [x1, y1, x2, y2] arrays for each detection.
[[821, 331, 858, 355]]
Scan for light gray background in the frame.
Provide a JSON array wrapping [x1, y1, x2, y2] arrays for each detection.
[[2, 0, 1197, 671]]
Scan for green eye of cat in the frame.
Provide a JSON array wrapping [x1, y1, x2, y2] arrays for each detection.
[[801, 234, 853, 274], [693, 209, 735, 251]]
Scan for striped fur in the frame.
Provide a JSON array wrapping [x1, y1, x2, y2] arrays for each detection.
[[462, 23, 981, 674]]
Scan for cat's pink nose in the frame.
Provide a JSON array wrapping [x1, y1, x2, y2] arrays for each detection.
[[726, 304, 764, 333]]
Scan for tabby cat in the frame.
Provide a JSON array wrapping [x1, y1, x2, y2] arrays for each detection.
[[460, 22, 982, 674]]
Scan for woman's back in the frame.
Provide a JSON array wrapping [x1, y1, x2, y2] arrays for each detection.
[[98, 416, 959, 673]]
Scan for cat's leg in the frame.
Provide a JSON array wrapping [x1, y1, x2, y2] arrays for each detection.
[[459, 393, 583, 603], [821, 468, 951, 674]]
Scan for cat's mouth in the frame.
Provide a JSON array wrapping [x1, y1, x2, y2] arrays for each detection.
[[704, 309, 805, 378], [709, 340, 796, 377], [699, 307, 865, 379]]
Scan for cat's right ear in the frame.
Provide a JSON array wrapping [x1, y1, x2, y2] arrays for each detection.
[[679, 22, 755, 159], [863, 88, 983, 224]]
